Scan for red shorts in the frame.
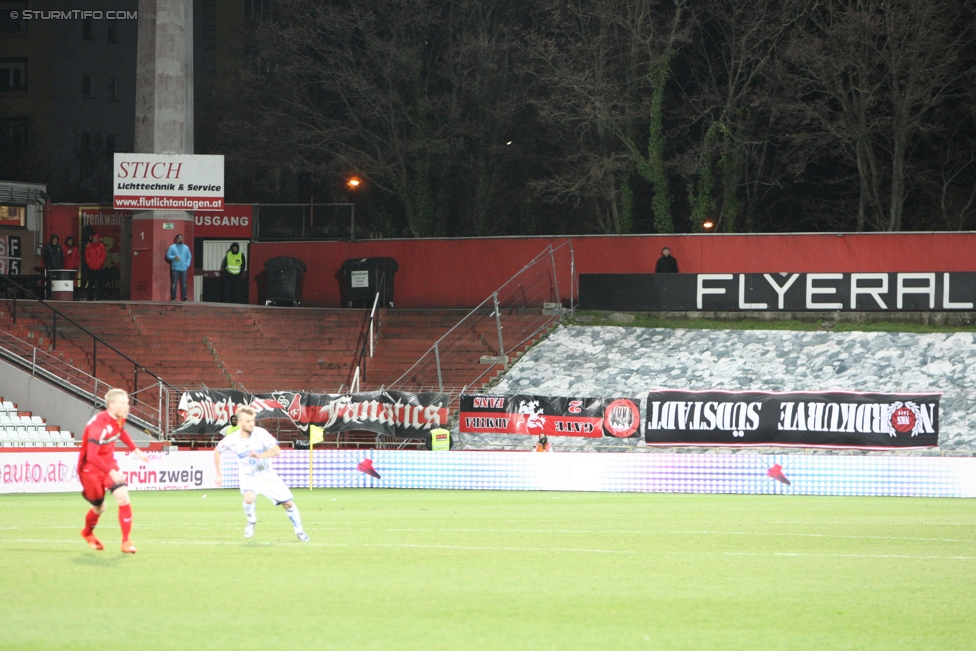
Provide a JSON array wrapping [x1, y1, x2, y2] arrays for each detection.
[[80, 464, 119, 506]]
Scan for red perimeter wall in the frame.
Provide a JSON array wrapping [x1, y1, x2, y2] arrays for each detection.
[[248, 232, 976, 309]]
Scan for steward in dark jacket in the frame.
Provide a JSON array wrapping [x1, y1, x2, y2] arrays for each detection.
[[655, 247, 679, 273]]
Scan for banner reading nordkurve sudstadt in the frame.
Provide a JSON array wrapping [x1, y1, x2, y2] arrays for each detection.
[[175, 389, 449, 437], [459, 394, 640, 438], [645, 389, 940, 448]]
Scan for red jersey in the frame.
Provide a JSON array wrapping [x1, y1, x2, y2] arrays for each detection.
[[85, 242, 106, 271], [77, 411, 136, 475], [62, 245, 80, 270]]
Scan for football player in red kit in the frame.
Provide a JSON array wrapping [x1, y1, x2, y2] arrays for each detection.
[[78, 388, 148, 553]]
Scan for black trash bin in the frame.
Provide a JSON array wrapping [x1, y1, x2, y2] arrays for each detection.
[[339, 257, 398, 308], [264, 256, 307, 306]]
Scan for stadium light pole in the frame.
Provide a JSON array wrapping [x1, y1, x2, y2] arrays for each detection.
[[346, 177, 361, 239]]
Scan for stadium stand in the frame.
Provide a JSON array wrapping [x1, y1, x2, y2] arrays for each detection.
[[0, 300, 558, 448], [0, 302, 552, 393], [466, 325, 976, 451], [0, 399, 74, 447]]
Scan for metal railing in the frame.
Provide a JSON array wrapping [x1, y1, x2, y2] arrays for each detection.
[[346, 279, 384, 393], [0, 327, 168, 434], [253, 203, 355, 241], [388, 242, 574, 403], [0, 275, 170, 436]]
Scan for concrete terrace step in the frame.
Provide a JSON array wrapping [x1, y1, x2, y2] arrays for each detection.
[[4, 302, 556, 395]]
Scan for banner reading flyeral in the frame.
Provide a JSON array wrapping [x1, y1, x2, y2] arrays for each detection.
[[645, 389, 940, 448], [113, 153, 224, 211], [176, 389, 449, 436], [459, 394, 641, 438]]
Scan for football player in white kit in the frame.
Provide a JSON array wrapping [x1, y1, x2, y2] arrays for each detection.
[[213, 406, 309, 541]]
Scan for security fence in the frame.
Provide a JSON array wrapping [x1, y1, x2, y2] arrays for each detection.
[[388, 241, 575, 402]]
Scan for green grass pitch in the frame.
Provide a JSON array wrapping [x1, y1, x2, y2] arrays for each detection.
[[0, 489, 974, 650]]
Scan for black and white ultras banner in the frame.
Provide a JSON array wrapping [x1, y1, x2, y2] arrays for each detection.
[[175, 389, 449, 437], [645, 390, 940, 448]]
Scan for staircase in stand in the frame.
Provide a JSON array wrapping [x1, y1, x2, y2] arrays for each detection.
[[1, 301, 559, 393]]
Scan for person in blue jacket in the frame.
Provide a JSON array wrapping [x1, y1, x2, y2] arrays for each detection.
[[166, 234, 192, 301]]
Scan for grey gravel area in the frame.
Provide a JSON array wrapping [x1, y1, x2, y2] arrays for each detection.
[[456, 325, 976, 454]]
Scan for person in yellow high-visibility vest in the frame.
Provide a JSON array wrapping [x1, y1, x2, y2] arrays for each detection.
[[430, 428, 451, 451], [220, 243, 246, 303], [219, 414, 240, 438]]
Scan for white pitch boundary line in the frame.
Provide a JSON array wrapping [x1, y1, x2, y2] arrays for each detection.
[[1, 526, 973, 544], [1, 538, 975, 560]]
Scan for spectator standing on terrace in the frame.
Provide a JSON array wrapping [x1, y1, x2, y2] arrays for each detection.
[[41, 234, 64, 270], [214, 406, 309, 542], [41, 234, 63, 299], [84, 234, 107, 300], [219, 242, 246, 303], [535, 434, 552, 452], [62, 236, 80, 271], [78, 388, 149, 554], [166, 234, 192, 301], [655, 247, 679, 273], [62, 237, 80, 298]]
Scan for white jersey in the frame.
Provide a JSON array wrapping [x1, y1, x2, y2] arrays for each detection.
[[216, 427, 280, 479]]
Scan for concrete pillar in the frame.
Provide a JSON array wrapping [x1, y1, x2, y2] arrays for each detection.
[[131, 0, 195, 301]]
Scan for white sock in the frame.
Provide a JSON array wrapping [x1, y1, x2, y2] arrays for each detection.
[[285, 505, 303, 531], [243, 501, 257, 524]]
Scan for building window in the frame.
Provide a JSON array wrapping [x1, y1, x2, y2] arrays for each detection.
[[82, 17, 94, 40], [0, 205, 26, 229], [245, 0, 271, 21], [82, 74, 93, 97], [203, 0, 217, 47], [0, 3, 27, 35], [0, 58, 27, 92], [108, 77, 118, 100], [80, 132, 93, 156], [105, 134, 117, 161], [0, 116, 27, 152], [107, 20, 119, 43]]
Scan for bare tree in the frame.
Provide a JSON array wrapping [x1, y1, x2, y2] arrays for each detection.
[[673, 0, 807, 233], [527, 0, 689, 234], [784, 0, 973, 231], [433, 1, 540, 235], [221, 0, 450, 236]]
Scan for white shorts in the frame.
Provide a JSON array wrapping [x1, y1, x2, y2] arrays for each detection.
[[239, 471, 294, 505]]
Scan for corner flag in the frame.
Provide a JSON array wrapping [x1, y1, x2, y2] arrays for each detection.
[[309, 425, 325, 445]]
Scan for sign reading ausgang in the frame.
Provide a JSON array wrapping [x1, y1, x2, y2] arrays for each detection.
[[113, 154, 224, 212], [194, 205, 251, 238], [580, 273, 976, 311], [645, 389, 940, 448]]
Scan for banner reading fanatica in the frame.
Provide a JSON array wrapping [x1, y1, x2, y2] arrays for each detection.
[[645, 389, 940, 449], [175, 389, 450, 437], [459, 394, 641, 438]]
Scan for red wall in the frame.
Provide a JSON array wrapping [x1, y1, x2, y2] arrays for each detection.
[[248, 232, 976, 308]]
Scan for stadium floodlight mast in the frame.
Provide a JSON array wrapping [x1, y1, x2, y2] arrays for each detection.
[[703, 219, 715, 231], [347, 176, 361, 189]]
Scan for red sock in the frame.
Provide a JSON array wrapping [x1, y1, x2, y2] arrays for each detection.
[[118, 504, 132, 542], [82, 509, 100, 536]]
